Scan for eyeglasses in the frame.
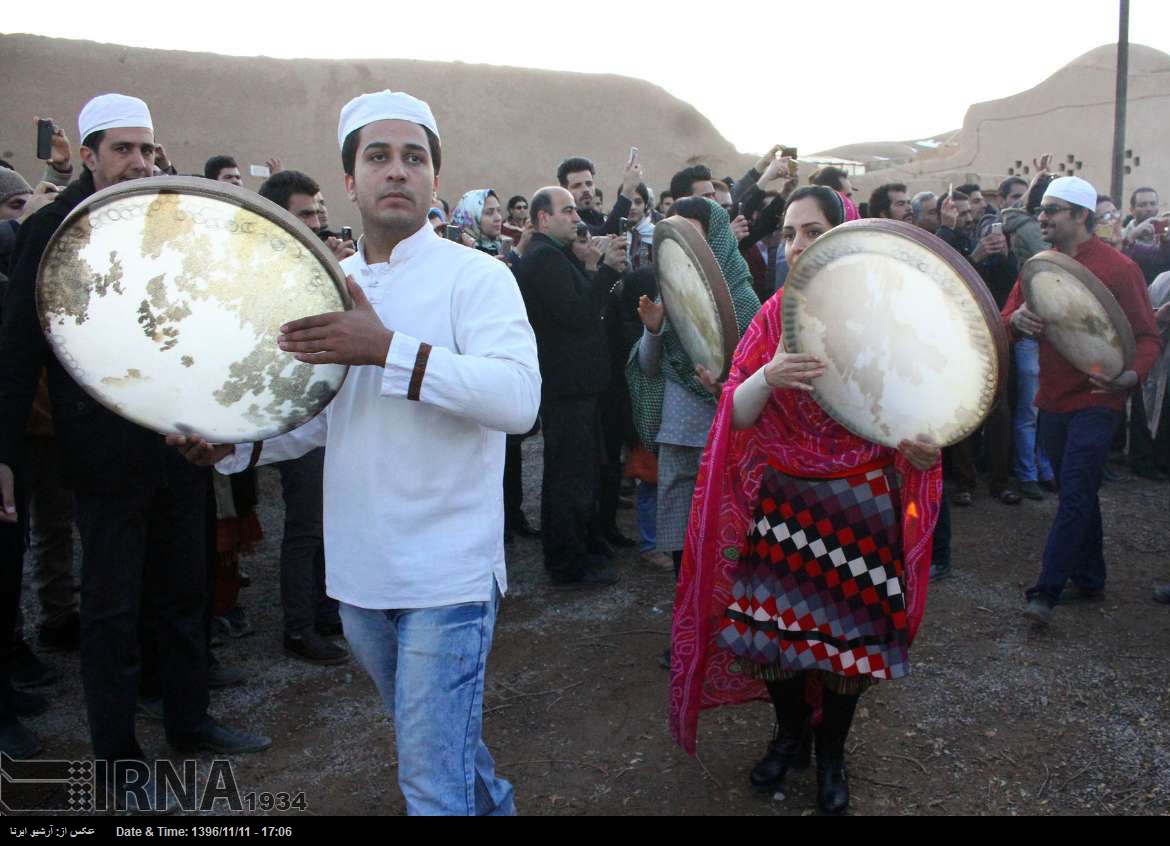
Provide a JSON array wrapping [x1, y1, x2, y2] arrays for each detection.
[[1039, 204, 1072, 216]]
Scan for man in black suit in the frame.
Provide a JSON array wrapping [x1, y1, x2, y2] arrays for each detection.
[[515, 186, 627, 588], [0, 94, 269, 808]]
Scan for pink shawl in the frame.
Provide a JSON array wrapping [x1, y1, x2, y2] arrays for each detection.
[[668, 277, 943, 755]]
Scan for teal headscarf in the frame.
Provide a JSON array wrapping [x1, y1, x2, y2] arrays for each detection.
[[451, 189, 502, 253], [626, 198, 761, 449]]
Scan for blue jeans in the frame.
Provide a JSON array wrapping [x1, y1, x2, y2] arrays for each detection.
[[1012, 340, 1054, 482], [636, 481, 657, 553], [339, 590, 515, 816], [1028, 408, 1122, 607]]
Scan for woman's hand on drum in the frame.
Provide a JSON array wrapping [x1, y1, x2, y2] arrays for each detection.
[[1089, 368, 1138, 393], [762, 350, 825, 392], [695, 364, 723, 396], [166, 434, 235, 467], [897, 436, 940, 471], [1009, 305, 1045, 338], [637, 295, 665, 334]]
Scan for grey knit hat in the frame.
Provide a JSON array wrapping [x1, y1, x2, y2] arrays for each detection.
[[0, 167, 33, 205]]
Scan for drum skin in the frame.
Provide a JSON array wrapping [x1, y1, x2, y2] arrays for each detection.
[[652, 216, 740, 381], [36, 177, 350, 443], [1021, 250, 1136, 380], [782, 219, 1008, 449]]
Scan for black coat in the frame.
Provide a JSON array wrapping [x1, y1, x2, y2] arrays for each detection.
[[515, 233, 619, 400], [0, 175, 180, 492]]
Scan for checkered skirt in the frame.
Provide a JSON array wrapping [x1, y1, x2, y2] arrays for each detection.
[[717, 463, 910, 680]]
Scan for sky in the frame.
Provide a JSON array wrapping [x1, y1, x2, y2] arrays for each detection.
[[5, 1, 1169, 155]]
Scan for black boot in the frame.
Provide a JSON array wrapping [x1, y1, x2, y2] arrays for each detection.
[[751, 675, 810, 794], [814, 687, 859, 815]]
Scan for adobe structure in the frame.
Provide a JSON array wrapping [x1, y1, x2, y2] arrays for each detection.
[[824, 43, 1170, 208], [2, 35, 1166, 221]]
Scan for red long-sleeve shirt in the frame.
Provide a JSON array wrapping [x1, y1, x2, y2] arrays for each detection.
[[1000, 236, 1163, 413]]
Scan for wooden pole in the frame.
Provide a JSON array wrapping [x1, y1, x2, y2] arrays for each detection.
[[1110, 0, 1130, 204]]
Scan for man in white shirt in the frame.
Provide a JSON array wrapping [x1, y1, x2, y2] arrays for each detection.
[[172, 90, 540, 815]]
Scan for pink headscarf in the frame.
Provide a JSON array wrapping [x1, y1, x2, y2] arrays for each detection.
[[668, 190, 941, 755]]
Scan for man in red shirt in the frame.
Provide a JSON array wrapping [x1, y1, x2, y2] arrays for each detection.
[[1002, 177, 1162, 626]]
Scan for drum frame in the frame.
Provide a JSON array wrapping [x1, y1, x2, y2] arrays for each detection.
[[35, 176, 353, 440], [1020, 249, 1137, 375], [651, 216, 739, 381], [782, 218, 1009, 447]]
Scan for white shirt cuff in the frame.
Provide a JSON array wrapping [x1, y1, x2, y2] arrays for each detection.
[[381, 331, 430, 400], [214, 443, 253, 475]]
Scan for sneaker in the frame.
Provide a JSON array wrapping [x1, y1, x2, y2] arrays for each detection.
[[1038, 478, 1058, 493], [7, 642, 58, 689], [929, 560, 953, 582], [1057, 585, 1106, 605], [0, 715, 42, 759], [239, 570, 252, 588], [550, 556, 620, 589], [284, 633, 348, 666], [37, 612, 80, 651], [216, 606, 254, 639], [639, 551, 675, 572], [951, 491, 974, 507], [168, 718, 272, 755], [1023, 598, 1053, 626], [992, 488, 1022, 505], [1018, 481, 1044, 501], [1153, 584, 1170, 605]]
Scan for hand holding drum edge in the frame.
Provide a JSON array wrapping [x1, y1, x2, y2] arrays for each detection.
[[0, 463, 16, 523], [897, 436, 941, 471], [1009, 305, 1045, 338], [1089, 369, 1138, 393], [278, 276, 393, 367], [763, 349, 826, 392], [166, 436, 235, 467], [637, 295, 665, 334], [694, 364, 724, 396]]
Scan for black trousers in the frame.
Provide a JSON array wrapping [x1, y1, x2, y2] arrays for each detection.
[[275, 449, 334, 636], [540, 395, 601, 576], [503, 435, 525, 527], [74, 454, 210, 760], [1129, 388, 1170, 474], [0, 465, 27, 708], [596, 385, 627, 530]]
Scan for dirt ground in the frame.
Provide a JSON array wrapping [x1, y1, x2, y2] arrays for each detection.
[[10, 437, 1170, 816]]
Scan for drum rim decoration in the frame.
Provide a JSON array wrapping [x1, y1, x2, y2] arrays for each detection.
[[781, 218, 1010, 447], [35, 175, 353, 441], [1020, 248, 1137, 375], [651, 215, 740, 381]]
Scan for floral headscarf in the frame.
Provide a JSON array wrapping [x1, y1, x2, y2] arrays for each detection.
[[451, 188, 502, 254]]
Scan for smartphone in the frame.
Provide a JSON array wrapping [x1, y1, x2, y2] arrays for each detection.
[[249, 164, 271, 178], [619, 217, 630, 235], [1154, 218, 1169, 236], [781, 146, 798, 159], [628, 146, 639, 167], [446, 224, 464, 242], [576, 222, 589, 242], [340, 226, 353, 242], [989, 222, 1003, 237], [36, 119, 54, 160], [1094, 220, 1116, 240]]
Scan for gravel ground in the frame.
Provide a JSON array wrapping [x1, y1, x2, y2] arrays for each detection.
[[9, 436, 1170, 816]]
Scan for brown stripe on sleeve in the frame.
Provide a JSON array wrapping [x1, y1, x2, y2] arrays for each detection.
[[247, 441, 263, 469], [407, 343, 433, 402]]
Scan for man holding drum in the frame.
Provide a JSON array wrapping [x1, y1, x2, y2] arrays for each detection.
[[0, 93, 271, 810], [174, 90, 540, 815], [1003, 176, 1163, 625]]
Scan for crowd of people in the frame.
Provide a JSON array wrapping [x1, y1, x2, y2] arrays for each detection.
[[0, 88, 1167, 816]]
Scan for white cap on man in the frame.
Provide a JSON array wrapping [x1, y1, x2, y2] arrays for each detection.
[[337, 90, 440, 151], [1043, 176, 1097, 211], [78, 93, 153, 145]]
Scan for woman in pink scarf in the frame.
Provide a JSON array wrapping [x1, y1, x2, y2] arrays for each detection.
[[669, 187, 942, 814]]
